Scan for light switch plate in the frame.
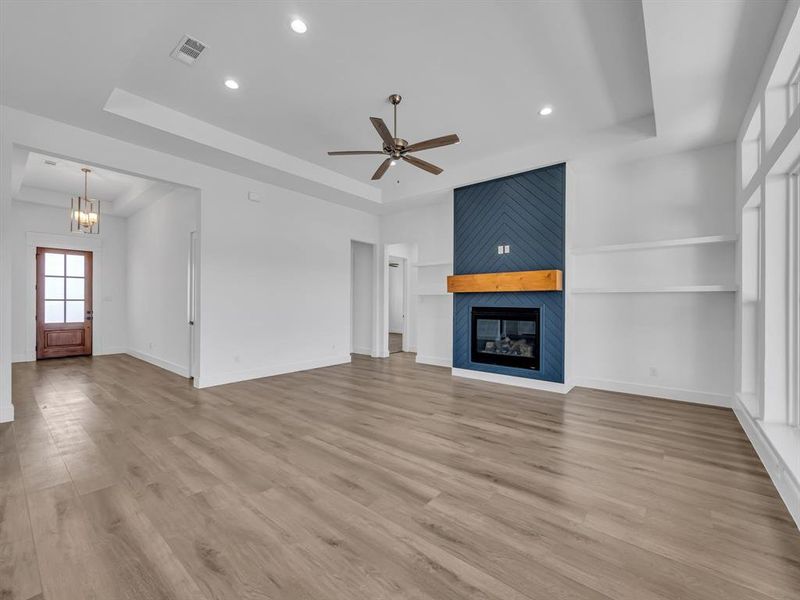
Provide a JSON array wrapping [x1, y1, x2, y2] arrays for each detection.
[[504, 245, 510, 254], [497, 245, 504, 254]]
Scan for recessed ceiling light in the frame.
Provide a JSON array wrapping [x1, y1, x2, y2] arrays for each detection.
[[290, 18, 307, 34], [224, 79, 239, 90], [539, 105, 553, 116]]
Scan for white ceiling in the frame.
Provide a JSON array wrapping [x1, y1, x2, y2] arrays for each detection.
[[643, 0, 785, 148], [21, 152, 147, 202], [15, 151, 176, 217], [0, 1, 786, 208]]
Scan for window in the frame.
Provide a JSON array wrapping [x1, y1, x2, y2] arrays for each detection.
[[42, 251, 86, 323], [741, 107, 762, 188], [790, 59, 800, 115]]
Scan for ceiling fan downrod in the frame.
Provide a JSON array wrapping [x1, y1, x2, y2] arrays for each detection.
[[390, 93, 401, 139]]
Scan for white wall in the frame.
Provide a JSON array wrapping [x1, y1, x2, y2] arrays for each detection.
[[378, 146, 737, 401], [10, 200, 128, 362], [351, 240, 375, 355], [0, 107, 740, 422], [572, 145, 735, 246], [380, 195, 453, 366], [193, 173, 380, 387], [571, 144, 736, 406], [0, 107, 381, 414], [388, 258, 404, 334], [127, 187, 199, 376]]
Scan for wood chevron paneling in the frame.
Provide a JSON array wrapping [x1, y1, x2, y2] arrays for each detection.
[[453, 163, 566, 382]]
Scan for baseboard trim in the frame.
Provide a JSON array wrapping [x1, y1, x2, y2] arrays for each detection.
[[733, 396, 800, 530], [126, 349, 190, 378], [574, 377, 732, 408], [452, 368, 574, 394], [351, 346, 372, 356], [13, 347, 130, 364], [416, 355, 451, 368], [96, 347, 128, 356], [0, 402, 14, 424], [196, 354, 352, 388]]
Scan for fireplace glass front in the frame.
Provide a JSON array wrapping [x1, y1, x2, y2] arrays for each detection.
[[471, 306, 540, 370]]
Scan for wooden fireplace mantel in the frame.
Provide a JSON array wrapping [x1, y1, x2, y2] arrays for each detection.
[[446, 269, 563, 293]]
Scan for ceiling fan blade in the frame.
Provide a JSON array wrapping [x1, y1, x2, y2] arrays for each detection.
[[402, 154, 443, 175], [370, 117, 395, 149], [371, 158, 393, 180], [406, 134, 460, 153], [328, 151, 385, 155]]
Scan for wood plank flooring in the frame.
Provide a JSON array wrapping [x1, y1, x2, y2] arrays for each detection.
[[2, 352, 799, 600], [389, 332, 403, 354]]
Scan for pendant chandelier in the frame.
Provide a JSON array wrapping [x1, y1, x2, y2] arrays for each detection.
[[70, 167, 100, 234]]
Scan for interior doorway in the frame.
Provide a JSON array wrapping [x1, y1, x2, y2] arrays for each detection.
[[36, 247, 93, 359], [383, 242, 416, 356], [388, 256, 406, 353], [350, 240, 376, 356]]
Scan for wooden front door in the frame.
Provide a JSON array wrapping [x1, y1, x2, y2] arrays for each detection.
[[36, 248, 93, 359]]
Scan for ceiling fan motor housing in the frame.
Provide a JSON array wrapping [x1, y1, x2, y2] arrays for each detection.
[[387, 138, 408, 158]]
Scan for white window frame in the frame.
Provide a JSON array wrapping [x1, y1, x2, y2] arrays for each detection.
[[790, 165, 800, 427], [790, 57, 800, 116]]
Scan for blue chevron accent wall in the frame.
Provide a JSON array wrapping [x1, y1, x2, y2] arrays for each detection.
[[453, 163, 565, 382]]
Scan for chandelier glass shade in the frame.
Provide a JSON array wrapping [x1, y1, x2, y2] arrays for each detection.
[[70, 167, 100, 234]]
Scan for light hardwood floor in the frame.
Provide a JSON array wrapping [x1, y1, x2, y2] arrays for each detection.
[[389, 332, 403, 354], [2, 353, 799, 600]]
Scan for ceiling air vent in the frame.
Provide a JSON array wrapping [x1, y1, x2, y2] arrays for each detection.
[[43, 159, 57, 166], [170, 34, 207, 65]]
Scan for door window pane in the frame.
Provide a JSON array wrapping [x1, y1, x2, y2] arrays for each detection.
[[65, 254, 85, 277], [44, 301, 64, 323], [44, 253, 64, 276], [65, 301, 84, 323], [44, 276, 65, 299], [65, 278, 84, 300]]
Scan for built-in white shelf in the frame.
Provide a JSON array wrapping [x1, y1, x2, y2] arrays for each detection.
[[412, 261, 453, 268], [570, 234, 737, 255], [571, 285, 737, 294]]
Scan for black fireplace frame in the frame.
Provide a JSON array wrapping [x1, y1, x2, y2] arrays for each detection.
[[470, 306, 541, 371]]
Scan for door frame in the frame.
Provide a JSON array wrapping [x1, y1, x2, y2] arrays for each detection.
[[387, 255, 408, 343], [188, 230, 199, 379], [36, 247, 93, 359], [23, 232, 108, 362], [380, 243, 417, 357]]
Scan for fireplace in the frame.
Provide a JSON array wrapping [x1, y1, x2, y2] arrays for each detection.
[[471, 306, 540, 370]]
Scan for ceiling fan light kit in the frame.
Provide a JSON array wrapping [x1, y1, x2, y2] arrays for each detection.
[[328, 94, 460, 180]]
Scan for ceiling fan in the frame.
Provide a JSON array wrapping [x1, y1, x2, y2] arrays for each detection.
[[328, 94, 460, 180]]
